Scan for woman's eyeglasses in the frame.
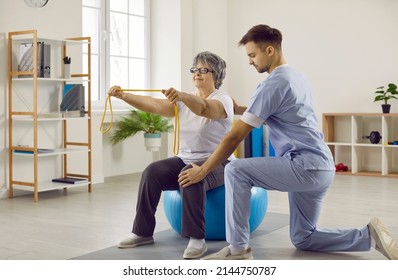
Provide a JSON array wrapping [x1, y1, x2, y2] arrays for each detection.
[[190, 67, 214, 74]]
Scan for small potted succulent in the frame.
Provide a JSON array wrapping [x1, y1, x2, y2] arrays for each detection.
[[110, 110, 173, 151], [374, 83, 398, 113]]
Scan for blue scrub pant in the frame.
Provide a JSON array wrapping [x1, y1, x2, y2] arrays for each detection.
[[225, 156, 371, 252]]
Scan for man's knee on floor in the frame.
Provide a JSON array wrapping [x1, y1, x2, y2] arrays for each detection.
[[290, 232, 313, 250]]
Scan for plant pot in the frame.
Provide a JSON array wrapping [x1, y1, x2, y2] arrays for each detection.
[[382, 104, 391, 114], [144, 133, 161, 151]]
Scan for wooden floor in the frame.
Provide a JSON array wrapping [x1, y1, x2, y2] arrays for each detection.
[[1, 173, 397, 260]]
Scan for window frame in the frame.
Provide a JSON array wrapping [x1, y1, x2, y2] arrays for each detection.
[[82, 0, 151, 110]]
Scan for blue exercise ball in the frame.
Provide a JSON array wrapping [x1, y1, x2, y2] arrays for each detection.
[[163, 185, 268, 240]]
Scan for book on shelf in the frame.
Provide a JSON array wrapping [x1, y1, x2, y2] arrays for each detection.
[[60, 84, 85, 117], [14, 148, 55, 154], [18, 42, 34, 77], [52, 177, 88, 184], [18, 41, 51, 78], [43, 43, 51, 78]]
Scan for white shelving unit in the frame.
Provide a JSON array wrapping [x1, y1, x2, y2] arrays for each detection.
[[8, 29, 92, 202], [323, 113, 398, 178]]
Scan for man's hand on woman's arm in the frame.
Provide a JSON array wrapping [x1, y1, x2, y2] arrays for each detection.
[[178, 120, 253, 188], [232, 98, 247, 115]]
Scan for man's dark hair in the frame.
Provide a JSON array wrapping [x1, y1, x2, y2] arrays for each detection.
[[238, 24, 282, 50]]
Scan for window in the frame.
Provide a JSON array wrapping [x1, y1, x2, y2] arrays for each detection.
[[82, 0, 150, 107]]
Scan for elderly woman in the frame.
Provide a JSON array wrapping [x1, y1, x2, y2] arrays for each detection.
[[107, 51, 234, 259]]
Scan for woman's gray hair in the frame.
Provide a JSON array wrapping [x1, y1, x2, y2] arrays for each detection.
[[192, 51, 226, 89]]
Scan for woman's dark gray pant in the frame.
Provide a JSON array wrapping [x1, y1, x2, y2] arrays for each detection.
[[132, 156, 228, 239]]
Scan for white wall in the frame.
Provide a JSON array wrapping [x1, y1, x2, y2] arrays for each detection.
[[224, 0, 398, 121], [159, 0, 398, 124]]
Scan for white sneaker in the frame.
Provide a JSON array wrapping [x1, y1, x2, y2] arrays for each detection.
[[201, 246, 254, 260], [118, 235, 154, 248], [183, 243, 208, 259], [368, 217, 398, 260]]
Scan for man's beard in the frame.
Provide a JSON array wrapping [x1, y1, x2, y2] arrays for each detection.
[[256, 64, 269, 73]]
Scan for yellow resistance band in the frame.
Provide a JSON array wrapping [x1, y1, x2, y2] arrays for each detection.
[[100, 89, 163, 134], [173, 104, 180, 155], [99, 94, 113, 134], [99, 89, 180, 155]]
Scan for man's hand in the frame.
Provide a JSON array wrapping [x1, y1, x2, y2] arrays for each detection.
[[178, 163, 207, 188], [232, 98, 247, 115]]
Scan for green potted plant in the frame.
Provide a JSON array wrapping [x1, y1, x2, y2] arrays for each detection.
[[374, 83, 398, 113], [110, 110, 173, 151]]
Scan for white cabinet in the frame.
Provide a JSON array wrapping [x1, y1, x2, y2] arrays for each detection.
[[323, 113, 398, 178], [7, 30, 92, 202]]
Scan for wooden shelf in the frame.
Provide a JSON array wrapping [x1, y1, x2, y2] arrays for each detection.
[[8, 29, 92, 202], [323, 113, 398, 178], [12, 181, 91, 193]]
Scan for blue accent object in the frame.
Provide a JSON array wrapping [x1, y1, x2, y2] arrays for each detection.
[[251, 125, 264, 157], [269, 139, 275, 157], [144, 133, 161, 138], [163, 185, 268, 240], [244, 131, 252, 158], [60, 84, 85, 117]]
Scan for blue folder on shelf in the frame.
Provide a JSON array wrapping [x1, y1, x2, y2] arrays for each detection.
[[60, 84, 85, 117]]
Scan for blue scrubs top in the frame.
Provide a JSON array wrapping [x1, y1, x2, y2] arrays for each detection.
[[241, 64, 335, 171]]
